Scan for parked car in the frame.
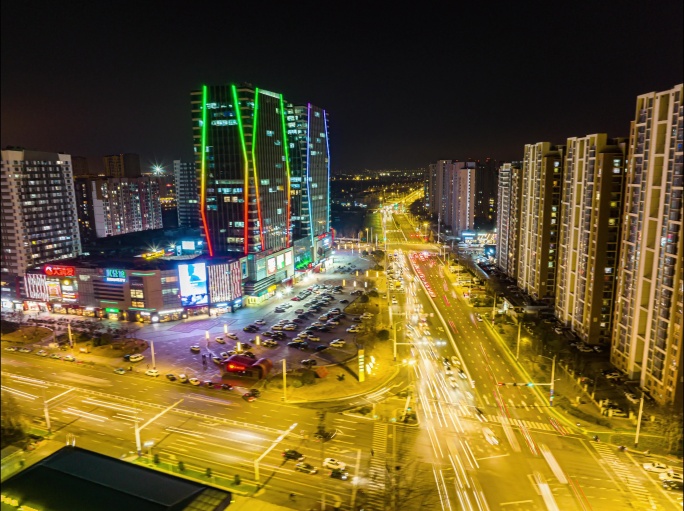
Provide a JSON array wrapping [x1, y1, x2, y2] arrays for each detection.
[[129, 354, 144, 362], [323, 458, 346, 470], [302, 359, 317, 367], [330, 340, 346, 348], [166, 373, 177, 381], [63, 355, 76, 362], [189, 377, 201, 386], [145, 369, 160, 377], [329, 468, 349, 480], [113, 367, 126, 375], [624, 392, 640, 404], [643, 462, 670, 473], [190, 345, 201, 353], [283, 449, 305, 461], [295, 462, 318, 474]]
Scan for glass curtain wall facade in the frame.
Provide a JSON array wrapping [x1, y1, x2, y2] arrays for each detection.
[[287, 103, 330, 249], [191, 84, 291, 257]]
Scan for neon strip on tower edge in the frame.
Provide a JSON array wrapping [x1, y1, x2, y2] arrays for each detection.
[[200, 85, 214, 256], [280, 94, 292, 247], [324, 109, 331, 233], [231, 85, 250, 255], [305, 103, 314, 249], [252, 88, 266, 250]]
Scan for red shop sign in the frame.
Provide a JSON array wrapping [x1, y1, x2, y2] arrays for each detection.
[[44, 265, 75, 277]]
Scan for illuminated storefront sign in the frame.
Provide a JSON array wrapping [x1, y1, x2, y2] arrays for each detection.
[[178, 263, 208, 307], [46, 280, 62, 300], [267, 257, 276, 275], [276, 254, 285, 269], [104, 268, 127, 283], [60, 278, 78, 302], [43, 265, 75, 277], [285, 251, 293, 266]]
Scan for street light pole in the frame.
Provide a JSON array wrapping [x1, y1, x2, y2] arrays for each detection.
[[516, 320, 522, 360], [282, 358, 287, 402], [634, 394, 646, 448]]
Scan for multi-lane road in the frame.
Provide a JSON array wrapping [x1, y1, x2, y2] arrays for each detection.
[[374, 209, 682, 510], [3, 200, 682, 510]]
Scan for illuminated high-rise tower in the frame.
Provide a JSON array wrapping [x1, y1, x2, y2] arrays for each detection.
[[611, 84, 683, 408], [191, 84, 291, 256], [286, 103, 330, 251]]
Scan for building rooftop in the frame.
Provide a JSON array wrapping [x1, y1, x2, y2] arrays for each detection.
[[0, 446, 231, 511]]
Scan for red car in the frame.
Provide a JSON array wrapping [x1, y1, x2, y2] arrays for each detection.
[[291, 296, 301, 301]]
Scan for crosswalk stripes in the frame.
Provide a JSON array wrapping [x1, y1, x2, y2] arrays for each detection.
[[365, 423, 388, 510], [592, 442, 656, 509]]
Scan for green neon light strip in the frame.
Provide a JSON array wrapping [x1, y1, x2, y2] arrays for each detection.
[[252, 88, 266, 250], [279, 94, 292, 247], [200, 85, 214, 256], [100, 300, 118, 304], [232, 85, 250, 254], [130, 272, 156, 276]]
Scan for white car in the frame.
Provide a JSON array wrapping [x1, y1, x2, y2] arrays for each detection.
[[322, 458, 346, 470], [482, 427, 499, 445], [283, 325, 297, 331], [189, 377, 201, 386], [129, 354, 144, 363], [643, 462, 670, 473], [447, 376, 458, 389], [346, 327, 361, 333], [226, 333, 239, 340], [659, 471, 683, 482], [624, 392, 640, 404], [254, 320, 266, 325], [330, 340, 346, 348], [451, 356, 461, 366], [145, 369, 160, 377], [215, 337, 226, 344]]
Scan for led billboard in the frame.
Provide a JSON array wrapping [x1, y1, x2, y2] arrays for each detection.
[[267, 258, 276, 275], [178, 263, 208, 307]]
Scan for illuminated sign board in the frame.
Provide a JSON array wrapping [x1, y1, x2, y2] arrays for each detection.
[[44, 265, 75, 277], [104, 268, 127, 283], [267, 258, 276, 275], [46, 280, 62, 300], [181, 240, 196, 251], [60, 278, 78, 302], [178, 263, 208, 307], [142, 249, 164, 259], [276, 254, 285, 269], [285, 251, 293, 266]]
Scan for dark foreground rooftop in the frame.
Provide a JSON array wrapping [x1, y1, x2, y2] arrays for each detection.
[[1, 446, 231, 511]]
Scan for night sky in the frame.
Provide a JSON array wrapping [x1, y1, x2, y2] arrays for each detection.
[[2, 1, 682, 172]]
